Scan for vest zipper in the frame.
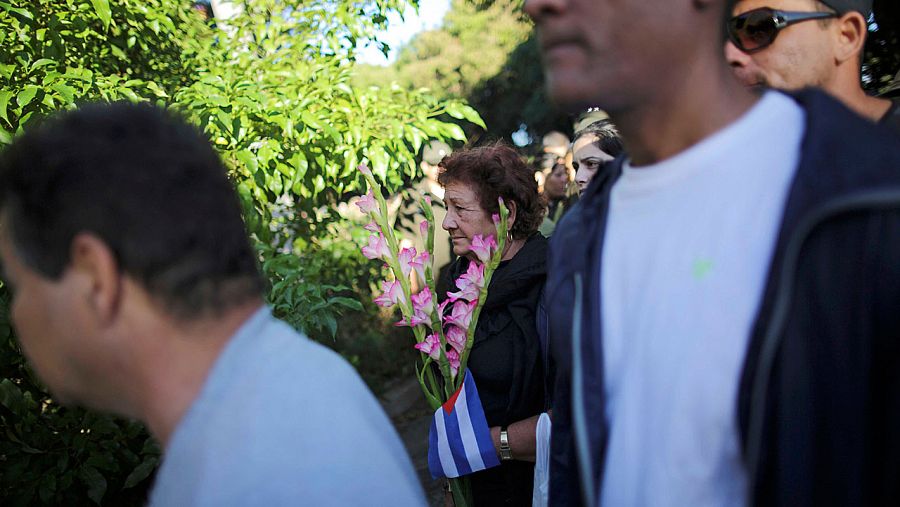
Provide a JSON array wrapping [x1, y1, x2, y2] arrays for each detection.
[[570, 271, 596, 506], [745, 189, 900, 505]]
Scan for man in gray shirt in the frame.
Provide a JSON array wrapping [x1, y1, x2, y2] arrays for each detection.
[[0, 102, 424, 506]]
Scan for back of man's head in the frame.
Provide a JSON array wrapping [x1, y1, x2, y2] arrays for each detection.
[[819, 0, 872, 16], [0, 102, 264, 319]]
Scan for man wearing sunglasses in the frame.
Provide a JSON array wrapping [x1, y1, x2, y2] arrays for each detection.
[[525, 0, 900, 505], [725, 0, 899, 132]]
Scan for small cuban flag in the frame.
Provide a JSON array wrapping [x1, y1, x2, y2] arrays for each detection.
[[427, 369, 501, 479]]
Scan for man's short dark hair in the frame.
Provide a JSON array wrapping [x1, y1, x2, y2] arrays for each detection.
[[0, 102, 264, 318]]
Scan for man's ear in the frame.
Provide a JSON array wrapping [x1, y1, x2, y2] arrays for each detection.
[[69, 233, 122, 325], [834, 11, 868, 65]]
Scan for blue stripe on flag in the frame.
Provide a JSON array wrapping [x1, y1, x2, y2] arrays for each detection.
[[464, 372, 501, 468], [443, 400, 473, 476], [428, 416, 444, 479]]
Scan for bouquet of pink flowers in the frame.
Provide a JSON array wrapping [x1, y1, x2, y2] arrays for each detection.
[[356, 164, 508, 506]]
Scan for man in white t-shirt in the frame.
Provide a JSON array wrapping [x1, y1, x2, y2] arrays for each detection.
[[0, 103, 425, 506], [525, 0, 900, 505]]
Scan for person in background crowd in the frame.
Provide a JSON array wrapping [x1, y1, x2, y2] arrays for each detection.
[[438, 144, 548, 505], [541, 131, 570, 160], [571, 118, 624, 195], [536, 131, 571, 192], [526, 0, 900, 505], [725, 0, 900, 133], [538, 159, 575, 237], [0, 102, 425, 507]]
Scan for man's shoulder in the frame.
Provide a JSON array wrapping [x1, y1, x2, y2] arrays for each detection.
[[879, 98, 900, 137], [150, 315, 424, 506], [790, 89, 900, 195]]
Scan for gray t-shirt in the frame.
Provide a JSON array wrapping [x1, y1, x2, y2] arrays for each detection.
[[149, 307, 425, 507]]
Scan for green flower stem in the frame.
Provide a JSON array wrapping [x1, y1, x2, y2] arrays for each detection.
[[416, 362, 442, 410], [420, 196, 436, 256], [449, 477, 473, 507], [419, 196, 457, 399]]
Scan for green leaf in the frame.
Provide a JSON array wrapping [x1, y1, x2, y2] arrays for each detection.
[[236, 149, 258, 174], [90, 0, 112, 31], [323, 314, 338, 339], [79, 466, 107, 505], [458, 104, 486, 129], [117, 87, 140, 102], [17, 86, 40, 108], [442, 123, 467, 142], [0, 2, 34, 22], [0, 64, 15, 80], [329, 296, 363, 311], [30, 58, 57, 72], [50, 83, 76, 104], [0, 379, 23, 413], [123, 457, 157, 489], [0, 91, 12, 124]]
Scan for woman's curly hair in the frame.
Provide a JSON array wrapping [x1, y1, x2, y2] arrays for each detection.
[[437, 143, 545, 240]]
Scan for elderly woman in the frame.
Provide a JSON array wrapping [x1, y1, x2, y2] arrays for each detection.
[[572, 118, 624, 195], [437, 144, 548, 505]]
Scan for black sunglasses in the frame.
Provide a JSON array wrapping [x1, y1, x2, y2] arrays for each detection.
[[727, 7, 838, 53]]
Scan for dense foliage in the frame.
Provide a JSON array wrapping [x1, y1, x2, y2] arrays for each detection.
[[0, 0, 482, 504]]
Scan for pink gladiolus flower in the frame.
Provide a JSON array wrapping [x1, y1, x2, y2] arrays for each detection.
[[443, 299, 476, 329], [492, 213, 501, 226], [412, 288, 434, 315], [445, 325, 467, 353], [364, 221, 380, 233], [419, 219, 429, 238], [446, 348, 461, 377], [438, 299, 451, 318], [394, 314, 428, 328], [358, 163, 372, 176], [373, 280, 403, 308], [414, 333, 441, 360], [356, 190, 378, 214], [362, 233, 390, 260], [410, 251, 430, 282], [398, 247, 417, 277], [425, 196, 432, 205], [447, 262, 485, 302], [469, 234, 497, 264], [408, 288, 434, 328], [409, 313, 431, 328]]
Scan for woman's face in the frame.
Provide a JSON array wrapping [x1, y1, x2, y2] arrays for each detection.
[[573, 134, 616, 194], [442, 181, 500, 260], [544, 163, 569, 200]]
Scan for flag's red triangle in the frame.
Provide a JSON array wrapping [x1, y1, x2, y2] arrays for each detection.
[[442, 381, 464, 414]]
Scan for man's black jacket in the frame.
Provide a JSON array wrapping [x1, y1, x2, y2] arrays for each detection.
[[545, 90, 900, 506]]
